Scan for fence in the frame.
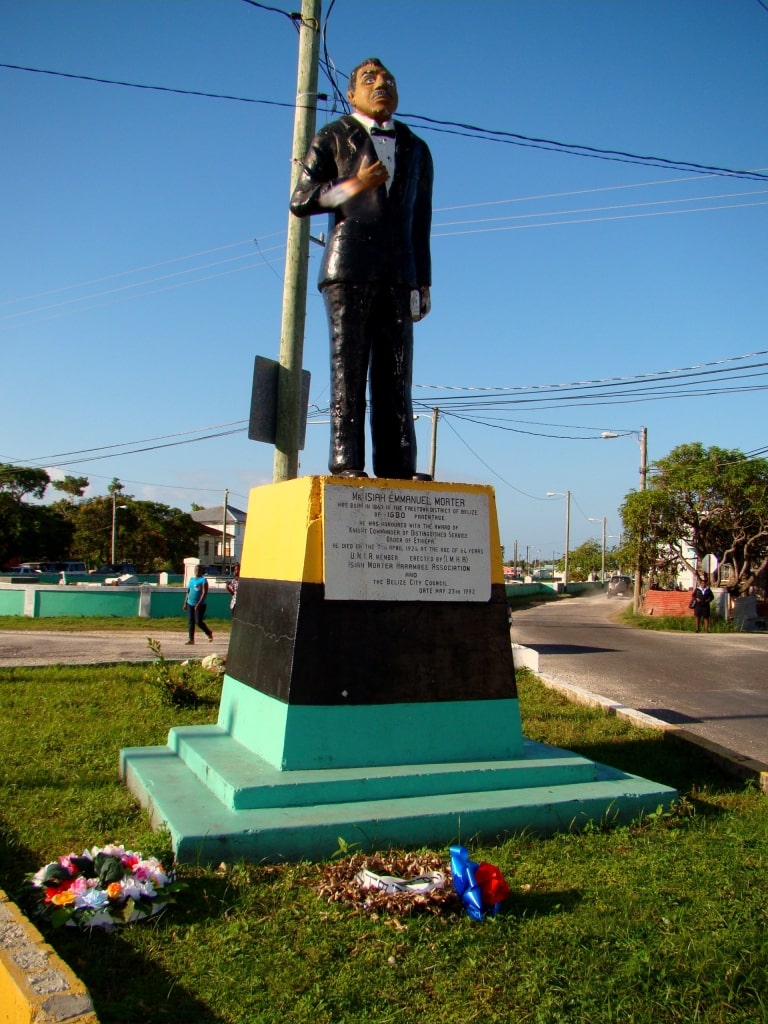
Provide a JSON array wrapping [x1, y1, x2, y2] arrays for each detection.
[[0, 583, 232, 620]]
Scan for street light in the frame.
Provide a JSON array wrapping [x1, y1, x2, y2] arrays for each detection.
[[588, 516, 607, 582], [601, 426, 647, 492], [111, 497, 128, 565], [546, 490, 571, 588]]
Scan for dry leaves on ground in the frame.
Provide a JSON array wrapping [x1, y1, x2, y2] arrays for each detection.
[[315, 851, 462, 918]]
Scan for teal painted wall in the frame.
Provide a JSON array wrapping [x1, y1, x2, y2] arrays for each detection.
[[35, 589, 140, 617], [0, 589, 25, 615], [0, 585, 232, 619], [505, 580, 601, 601], [150, 590, 232, 619]]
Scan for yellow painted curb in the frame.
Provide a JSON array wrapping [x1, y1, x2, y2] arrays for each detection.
[[0, 888, 98, 1024]]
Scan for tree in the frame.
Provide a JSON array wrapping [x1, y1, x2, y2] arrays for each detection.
[[66, 496, 199, 572], [0, 464, 50, 502], [558, 539, 602, 581], [620, 442, 768, 595], [52, 475, 89, 501], [0, 464, 56, 565]]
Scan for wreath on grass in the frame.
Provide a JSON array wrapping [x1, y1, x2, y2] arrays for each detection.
[[26, 844, 183, 930]]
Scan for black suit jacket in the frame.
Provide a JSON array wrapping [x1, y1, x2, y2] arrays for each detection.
[[290, 115, 432, 291]]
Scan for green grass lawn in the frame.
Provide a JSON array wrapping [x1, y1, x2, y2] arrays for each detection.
[[618, 608, 737, 632], [0, 663, 766, 1024], [0, 615, 232, 633]]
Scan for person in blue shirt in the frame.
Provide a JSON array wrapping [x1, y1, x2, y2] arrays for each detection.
[[184, 566, 213, 645]]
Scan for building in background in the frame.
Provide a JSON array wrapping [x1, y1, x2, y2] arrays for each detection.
[[191, 505, 246, 570]]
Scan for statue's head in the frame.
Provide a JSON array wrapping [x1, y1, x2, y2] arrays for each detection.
[[347, 57, 398, 123]]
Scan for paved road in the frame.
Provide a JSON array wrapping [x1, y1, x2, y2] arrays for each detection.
[[0, 629, 230, 666], [511, 592, 768, 766]]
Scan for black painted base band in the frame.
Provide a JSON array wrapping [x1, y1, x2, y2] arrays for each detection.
[[226, 579, 516, 706]]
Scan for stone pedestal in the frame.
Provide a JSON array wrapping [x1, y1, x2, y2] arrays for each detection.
[[121, 477, 676, 863]]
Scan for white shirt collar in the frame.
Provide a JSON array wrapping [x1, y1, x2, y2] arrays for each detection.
[[351, 112, 395, 134]]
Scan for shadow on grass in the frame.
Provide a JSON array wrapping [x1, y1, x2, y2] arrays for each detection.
[[0, 819, 225, 1024], [0, 815, 40, 897], [52, 927, 225, 1024], [559, 734, 746, 800], [503, 887, 583, 918]]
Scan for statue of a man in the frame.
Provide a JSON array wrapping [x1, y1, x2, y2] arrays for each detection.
[[290, 57, 433, 480]]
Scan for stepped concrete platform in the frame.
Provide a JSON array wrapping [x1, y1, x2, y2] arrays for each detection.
[[121, 477, 677, 863], [121, 729, 677, 863]]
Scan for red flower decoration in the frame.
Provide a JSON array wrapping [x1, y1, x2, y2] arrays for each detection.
[[44, 881, 74, 903], [475, 862, 510, 905]]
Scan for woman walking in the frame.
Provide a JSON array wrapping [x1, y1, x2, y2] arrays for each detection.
[[184, 566, 213, 645]]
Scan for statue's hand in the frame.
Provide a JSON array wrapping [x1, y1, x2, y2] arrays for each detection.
[[355, 157, 389, 193], [411, 286, 431, 322]]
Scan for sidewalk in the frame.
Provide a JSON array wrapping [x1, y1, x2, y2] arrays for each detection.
[[0, 629, 229, 668]]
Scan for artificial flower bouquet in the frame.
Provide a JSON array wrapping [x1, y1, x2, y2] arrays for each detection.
[[26, 844, 183, 930]]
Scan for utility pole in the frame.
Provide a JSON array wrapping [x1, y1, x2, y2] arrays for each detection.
[[639, 425, 647, 491], [273, 0, 322, 483], [564, 490, 571, 588], [429, 406, 439, 480], [633, 426, 648, 612], [221, 488, 229, 570]]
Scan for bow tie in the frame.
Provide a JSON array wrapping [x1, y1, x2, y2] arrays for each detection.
[[370, 126, 396, 138]]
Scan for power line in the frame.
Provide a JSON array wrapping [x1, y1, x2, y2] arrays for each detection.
[[0, 61, 300, 110], [3, 60, 766, 183], [440, 416, 546, 500], [25, 428, 248, 470], [433, 198, 768, 238], [414, 349, 768, 397], [0, 236, 279, 308], [433, 187, 768, 230], [238, 0, 301, 22], [0, 257, 279, 333], [3, 193, 760, 332], [6, 353, 768, 472], [14, 420, 250, 463]]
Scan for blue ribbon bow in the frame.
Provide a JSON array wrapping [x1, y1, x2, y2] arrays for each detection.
[[449, 845, 504, 921]]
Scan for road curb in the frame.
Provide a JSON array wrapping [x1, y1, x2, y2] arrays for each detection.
[[0, 888, 99, 1024], [537, 672, 768, 794]]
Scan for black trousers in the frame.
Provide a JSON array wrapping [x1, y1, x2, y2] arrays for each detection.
[[323, 281, 417, 479], [187, 601, 212, 640]]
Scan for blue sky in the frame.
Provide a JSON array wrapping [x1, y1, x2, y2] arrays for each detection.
[[3, 0, 767, 562]]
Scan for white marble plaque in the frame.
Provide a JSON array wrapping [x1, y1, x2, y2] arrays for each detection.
[[323, 483, 491, 602]]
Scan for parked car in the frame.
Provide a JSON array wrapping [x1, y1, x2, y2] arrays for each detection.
[[21, 561, 89, 575], [1, 564, 40, 575], [95, 564, 138, 575], [606, 574, 632, 597]]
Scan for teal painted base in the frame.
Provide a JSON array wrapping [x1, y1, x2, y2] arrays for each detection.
[[121, 724, 677, 863], [217, 676, 525, 769]]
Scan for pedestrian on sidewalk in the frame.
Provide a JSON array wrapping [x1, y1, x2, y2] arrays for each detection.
[[184, 566, 213, 645], [690, 574, 714, 633], [226, 563, 240, 613]]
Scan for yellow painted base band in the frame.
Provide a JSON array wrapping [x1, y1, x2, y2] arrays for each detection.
[[239, 476, 505, 584]]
